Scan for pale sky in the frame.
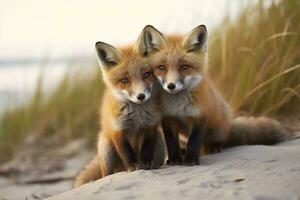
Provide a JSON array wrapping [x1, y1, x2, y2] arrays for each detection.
[[0, 0, 253, 59]]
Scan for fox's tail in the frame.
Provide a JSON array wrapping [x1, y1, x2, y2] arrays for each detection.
[[73, 156, 102, 188], [225, 116, 295, 147]]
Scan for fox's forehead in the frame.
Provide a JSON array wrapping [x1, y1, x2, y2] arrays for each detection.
[[124, 61, 150, 76], [108, 57, 150, 78], [149, 36, 185, 65], [122, 48, 150, 73], [154, 35, 205, 65], [150, 49, 186, 66], [150, 46, 206, 67]]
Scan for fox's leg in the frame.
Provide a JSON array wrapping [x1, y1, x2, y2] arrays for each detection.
[[110, 131, 138, 171], [98, 134, 123, 177], [153, 130, 166, 167], [140, 126, 165, 169], [162, 118, 183, 165], [184, 122, 206, 166], [140, 131, 156, 169]]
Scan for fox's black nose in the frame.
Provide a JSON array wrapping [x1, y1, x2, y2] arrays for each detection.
[[137, 93, 145, 101], [167, 83, 176, 90]]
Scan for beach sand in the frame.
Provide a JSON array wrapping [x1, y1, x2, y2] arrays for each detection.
[[45, 138, 300, 200]]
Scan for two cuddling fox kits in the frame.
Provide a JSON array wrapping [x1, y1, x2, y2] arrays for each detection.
[[74, 25, 293, 187]]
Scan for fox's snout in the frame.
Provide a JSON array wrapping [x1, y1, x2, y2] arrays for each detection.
[[133, 90, 150, 104], [114, 84, 152, 104], [164, 80, 184, 93], [156, 68, 183, 93], [158, 73, 203, 94], [137, 93, 145, 101], [167, 83, 175, 90], [129, 80, 152, 104]]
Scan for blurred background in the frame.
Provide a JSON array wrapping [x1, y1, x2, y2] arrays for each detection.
[[0, 0, 299, 199], [0, 0, 252, 113]]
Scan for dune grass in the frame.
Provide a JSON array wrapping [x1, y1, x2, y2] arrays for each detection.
[[0, 0, 299, 162], [0, 71, 103, 162], [209, 0, 300, 114]]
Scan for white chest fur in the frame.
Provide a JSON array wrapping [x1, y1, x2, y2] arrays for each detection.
[[117, 99, 161, 133], [160, 90, 200, 118]]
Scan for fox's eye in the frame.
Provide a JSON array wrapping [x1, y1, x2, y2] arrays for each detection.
[[158, 65, 166, 71], [143, 72, 151, 79], [120, 78, 129, 84], [181, 65, 190, 70]]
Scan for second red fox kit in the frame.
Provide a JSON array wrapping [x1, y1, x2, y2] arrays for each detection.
[[137, 24, 293, 165]]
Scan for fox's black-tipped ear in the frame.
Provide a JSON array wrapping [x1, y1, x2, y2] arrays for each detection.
[[136, 25, 166, 56], [183, 25, 208, 53], [95, 42, 121, 70]]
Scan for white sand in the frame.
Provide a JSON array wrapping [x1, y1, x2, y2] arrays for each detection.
[[46, 138, 300, 200]]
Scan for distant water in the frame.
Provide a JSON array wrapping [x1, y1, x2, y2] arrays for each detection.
[[0, 58, 96, 114]]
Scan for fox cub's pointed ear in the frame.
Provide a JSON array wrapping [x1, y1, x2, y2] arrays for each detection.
[[136, 25, 166, 56], [95, 42, 121, 70], [183, 25, 208, 53]]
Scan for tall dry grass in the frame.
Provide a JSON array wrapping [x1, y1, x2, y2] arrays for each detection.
[[209, 0, 300, 114], [0, 0, 299, 162], [0, 71, 103, 162]]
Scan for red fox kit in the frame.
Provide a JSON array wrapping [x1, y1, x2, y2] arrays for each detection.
[[137, 25, 293, 165], [74, 41, 165, 187]]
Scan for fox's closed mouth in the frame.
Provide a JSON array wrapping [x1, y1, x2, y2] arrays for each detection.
[[167, 90, 181, 94], [135, 99, 148, 104]]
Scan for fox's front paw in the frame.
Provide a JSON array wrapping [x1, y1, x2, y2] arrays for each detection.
[[184, 155, 200, 166], [166, 155, 183, 165], [127, 163, 141, 171], [140, 161, 160, 170]]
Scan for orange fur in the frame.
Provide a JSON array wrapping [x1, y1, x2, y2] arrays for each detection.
[[150, 33, 232, 153], [73, 156, 102, 187], [156, 35, 293, 149], [74, 43, 166, 187], [139, 25, 293, 164]]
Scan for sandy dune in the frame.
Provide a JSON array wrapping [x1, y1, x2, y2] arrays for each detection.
[[46, 138, 300, 200]]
